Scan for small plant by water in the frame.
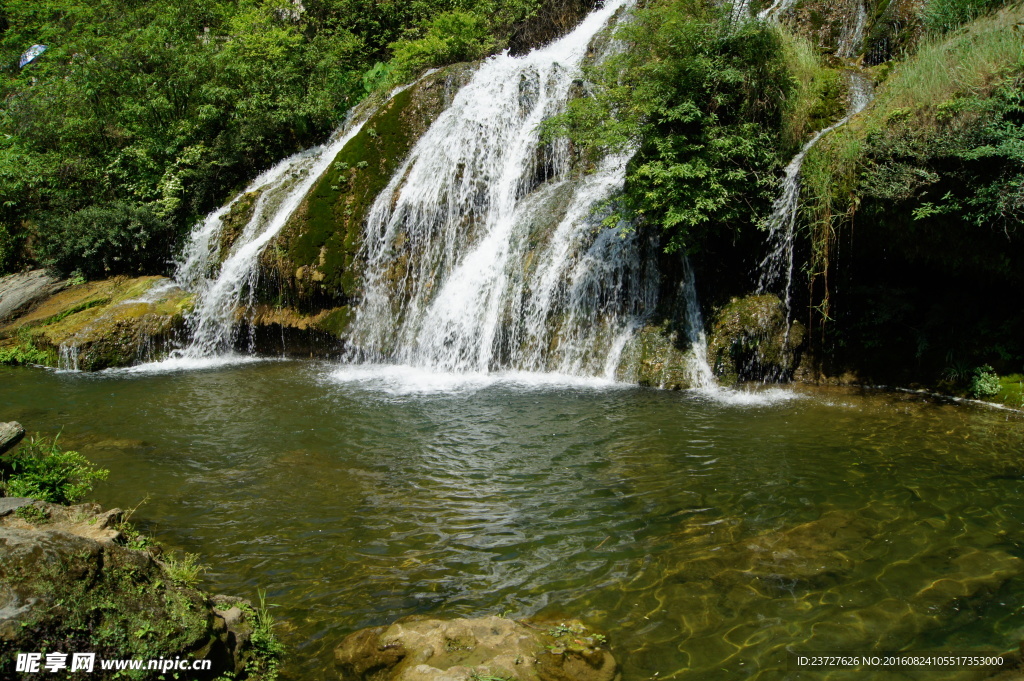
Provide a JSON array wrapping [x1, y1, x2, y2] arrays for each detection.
[[970, 364, 1002, 398], [239, 588, 285, 681], [0, 434, 108, 504], [163, 551, 210, 588]]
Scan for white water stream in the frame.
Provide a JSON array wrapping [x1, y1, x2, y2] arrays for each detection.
[[756, 73, 874, 312], [169, 83, 415, 360], [342, 0, 661, 379]]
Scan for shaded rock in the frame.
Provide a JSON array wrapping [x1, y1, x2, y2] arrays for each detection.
[[335, 616, 618, 681], [0, 276, 192, 370], [0, 422, 24, 456], [706, 294, 805, 383], [0, 270, 66, 325], [0, 498, 32, 516], [616, 324, 701, 390], [0, 501, 263, 679]]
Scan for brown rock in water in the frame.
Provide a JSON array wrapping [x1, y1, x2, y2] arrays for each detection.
[[335, 616, 618, 681], [0, 421, 24, 456], [706, 294, 805, 383]]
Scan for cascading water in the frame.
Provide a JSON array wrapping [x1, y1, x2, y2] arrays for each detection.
[[756, 72, 875, 311], [164, 0, 717, 389], [342, 0, 660, 379], [170, 86, 412, 360]]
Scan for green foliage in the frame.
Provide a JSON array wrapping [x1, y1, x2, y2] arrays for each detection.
[[0, 434, 109, 504], [546, 0, 792, 253], [778, 31, 845, 151], [15, 504, 51, 523], [969, 364, 1002, 398], [163, 551, 210, 588], [389, 11, 497, 83], [237, 588, 285, 680], [36, 202, 174, 278], [923, 0, 1009, 34], [0, 0, 550, 278], [0, 340, 52, 366]]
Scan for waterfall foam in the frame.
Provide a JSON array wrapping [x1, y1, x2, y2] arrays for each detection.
[[342, 0, 657, 380]]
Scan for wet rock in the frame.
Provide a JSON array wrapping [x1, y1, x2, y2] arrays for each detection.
[[0, 270, 66, 324], [0, 276, 192, 370], [0, 421, 24, 456], [335, 616, 618, 681], [0, 498, 32, 516], [0, 501, 263, 678], [706, 294, 805, 383], [264, 64, 478, 317], [616, 324, 701, 390]]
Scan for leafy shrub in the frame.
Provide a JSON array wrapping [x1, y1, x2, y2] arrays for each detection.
[[389, 11, 497, 84], [0, 341, 52, 366], [0, 435, 109, 504], [163, 551, 209, 588], [35, 202, 175, 278], [545, 0, 791, 253], [969, 364, 1002, 398]]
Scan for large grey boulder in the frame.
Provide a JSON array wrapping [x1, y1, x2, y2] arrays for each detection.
[[0, 422, 24, 456], [0, 270, 65, 324]]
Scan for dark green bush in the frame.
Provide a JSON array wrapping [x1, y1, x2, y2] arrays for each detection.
[[35, 202, 175, 278]]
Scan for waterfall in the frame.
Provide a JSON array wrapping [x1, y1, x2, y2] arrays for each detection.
[[170, 85, 413, 359], [342, 0, 654, 378], [756, 72, 874, 311]]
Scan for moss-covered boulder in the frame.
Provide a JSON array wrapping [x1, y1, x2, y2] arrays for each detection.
[[335, 616, 618, 681], [0, 500, 265, 680], [0, 276, 192, 371], [706, 294, 805, 383], [616, 324, 705, 390], [259, 64, 477, 322]]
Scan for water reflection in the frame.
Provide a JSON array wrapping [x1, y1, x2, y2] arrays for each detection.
[[1, 364, 1022, 680]]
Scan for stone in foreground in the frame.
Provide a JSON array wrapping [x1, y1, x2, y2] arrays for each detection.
[[335, 616, 618, 681], [0, 421, 24, 456], [0, 500, 263, 679]]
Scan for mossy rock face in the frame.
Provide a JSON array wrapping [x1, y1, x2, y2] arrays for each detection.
[[261, 64, 478, 323], [783, 0, 921, 62], [706, 294, 806, 383], [0, 501, 260, 680], [334, 616, 618, 681], [616, 324, 702, 391], [0, 276, 192, 371]]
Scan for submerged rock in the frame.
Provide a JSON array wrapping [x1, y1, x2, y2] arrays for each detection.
[[0, 275, 192, 370], [0, 500, 264, 679], [706, 294, 805, 383], [335, 616, 618, 681]]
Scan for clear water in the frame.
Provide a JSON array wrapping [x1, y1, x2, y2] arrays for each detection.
[[3, 363, 1023, 680]]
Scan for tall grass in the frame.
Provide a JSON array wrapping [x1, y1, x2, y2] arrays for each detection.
[[868, 2, 1024, 118], [778, 28, 846, 152]]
